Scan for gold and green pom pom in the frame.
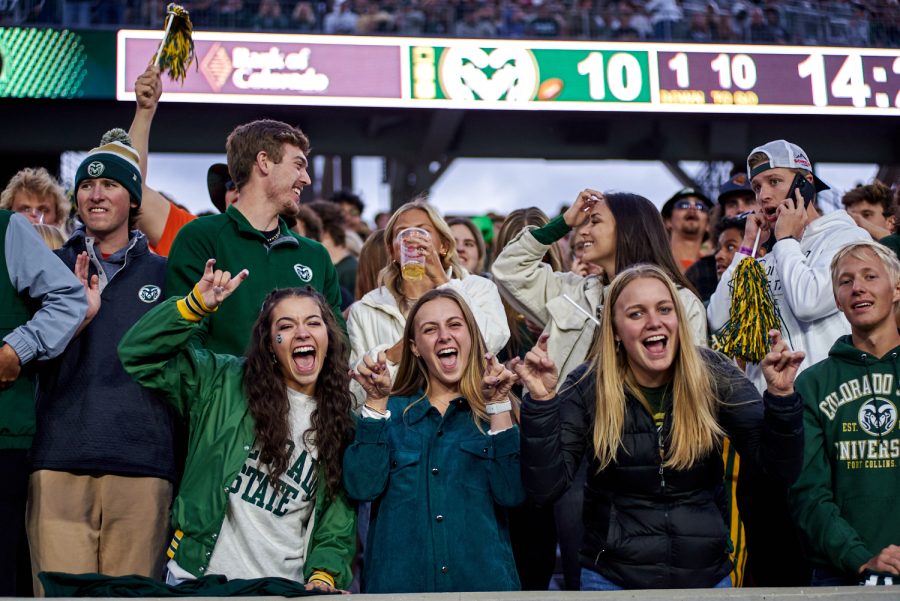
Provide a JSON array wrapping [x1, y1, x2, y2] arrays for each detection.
[[152, 3, 196, 84], [716, 256, 782, 364]]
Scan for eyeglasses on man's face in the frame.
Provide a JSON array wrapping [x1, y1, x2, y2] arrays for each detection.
[[673, 200, 709, 212]]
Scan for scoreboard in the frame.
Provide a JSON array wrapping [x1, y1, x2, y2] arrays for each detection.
[[654, 47, 900, 113], [113, 31, 900, 116]]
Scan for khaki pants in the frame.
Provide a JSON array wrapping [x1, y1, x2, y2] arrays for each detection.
[[26, 471, 172, 596]]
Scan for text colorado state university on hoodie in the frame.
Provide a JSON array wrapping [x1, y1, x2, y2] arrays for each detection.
[[788, 336, 900, 575]]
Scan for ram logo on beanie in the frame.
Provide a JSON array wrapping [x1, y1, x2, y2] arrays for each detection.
[[74, 128, 143, 206]]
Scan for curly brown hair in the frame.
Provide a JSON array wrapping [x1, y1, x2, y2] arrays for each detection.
[[243, 287, 354, 498]]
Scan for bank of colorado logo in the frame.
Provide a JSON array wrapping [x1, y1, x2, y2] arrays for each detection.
[[294, 264, 313, 282], [138, 285, 161, 303], [858, 398, 898, 437], [87, 161, 105, 177]]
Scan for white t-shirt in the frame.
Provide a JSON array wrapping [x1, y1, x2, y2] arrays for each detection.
[[171, 388, 319, 581]]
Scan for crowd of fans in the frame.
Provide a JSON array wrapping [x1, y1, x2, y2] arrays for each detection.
[[2, 42, 900, 598], [5, 0, 900, 47]]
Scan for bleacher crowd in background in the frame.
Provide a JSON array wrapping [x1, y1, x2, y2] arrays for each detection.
[[2, 0, 899, 47]]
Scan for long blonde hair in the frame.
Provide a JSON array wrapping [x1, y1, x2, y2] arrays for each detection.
[[591, 264, 723, 471], [379, 198, 464, 310], [392, 288, 491, 426]]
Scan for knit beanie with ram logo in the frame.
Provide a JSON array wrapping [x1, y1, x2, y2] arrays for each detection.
[[74, 128, 143, 206]]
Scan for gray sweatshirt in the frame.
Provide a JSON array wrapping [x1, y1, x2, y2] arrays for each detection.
[[3, 213, 86, 365]]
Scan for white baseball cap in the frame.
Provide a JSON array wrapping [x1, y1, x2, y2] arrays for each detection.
[[747, 139, 830, 192]]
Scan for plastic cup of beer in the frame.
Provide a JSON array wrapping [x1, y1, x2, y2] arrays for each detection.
[[397, 227, 429, 281]]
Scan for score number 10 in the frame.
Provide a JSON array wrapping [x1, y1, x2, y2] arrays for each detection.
[[576, 52, 645, 101]]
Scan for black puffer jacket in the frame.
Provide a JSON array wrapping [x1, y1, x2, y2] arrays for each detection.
[[520, 349, 803, 589]]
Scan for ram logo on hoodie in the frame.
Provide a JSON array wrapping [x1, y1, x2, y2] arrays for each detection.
[[858, 398, 898, 437]]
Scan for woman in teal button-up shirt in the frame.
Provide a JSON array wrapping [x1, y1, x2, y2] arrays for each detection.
[[343, 288, 525, 593]]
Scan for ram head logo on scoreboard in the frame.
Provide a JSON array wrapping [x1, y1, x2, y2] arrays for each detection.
[[439, 46, 539, 102]]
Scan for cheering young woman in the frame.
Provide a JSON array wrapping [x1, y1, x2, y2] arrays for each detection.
[[493, 190, 708, 387], [119, 259, 356, 591], [515, 264, 805, 590], [344, 288, 523, 593]]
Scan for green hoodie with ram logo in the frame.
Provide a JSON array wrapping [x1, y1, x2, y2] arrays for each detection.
[[788, 335, 900, 576]]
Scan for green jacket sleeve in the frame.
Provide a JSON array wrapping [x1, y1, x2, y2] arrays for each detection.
[[118, 297, 240, 419], [164, 221, 213, 346], [530, 213, 571, 245], [788, 376, 873, 574], [304, 470, 357, 590]]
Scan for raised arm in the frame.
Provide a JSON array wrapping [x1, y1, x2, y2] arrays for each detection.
[[343, 351, 393, 500], [342, 414, 391, 502], [714, 336, 804, 485], [346, 301, 401, 408], [480, 354, 525, 507], [514, 335, 591, 505], [708, 211, 770, 331], [119, 259, 248, 416], [491, 192, 599, 328], [772, 217, 869, 322], [128, 64, 185, 247]]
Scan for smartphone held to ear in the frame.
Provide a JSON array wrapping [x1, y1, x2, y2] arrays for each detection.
[[786, 174, 816, 208]]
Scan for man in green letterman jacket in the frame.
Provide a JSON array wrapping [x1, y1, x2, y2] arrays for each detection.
[[0, 209, 86, 595], [166, 119, 345, 356], [789, 240, 900, 586]]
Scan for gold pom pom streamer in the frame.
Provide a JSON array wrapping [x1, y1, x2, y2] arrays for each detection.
[[716, 230, 783, 364], [151, 3, 196, 84]]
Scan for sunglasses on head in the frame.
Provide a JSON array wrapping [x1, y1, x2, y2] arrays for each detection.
[[674, 200, 709, 212]]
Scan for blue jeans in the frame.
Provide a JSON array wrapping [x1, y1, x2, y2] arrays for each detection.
[[580, 568, 732, 591]]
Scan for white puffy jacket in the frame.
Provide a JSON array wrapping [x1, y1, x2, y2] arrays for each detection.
[[491, 224, 708, 388]]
